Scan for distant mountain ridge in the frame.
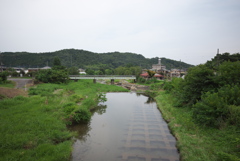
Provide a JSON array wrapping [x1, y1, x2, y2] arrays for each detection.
[[2, 49, 194, 69]]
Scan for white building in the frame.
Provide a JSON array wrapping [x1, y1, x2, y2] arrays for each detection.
[[152, 58, 166, 72]]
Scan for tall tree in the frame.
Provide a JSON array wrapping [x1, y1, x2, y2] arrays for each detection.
[[52, 57, 66, 70], [53, 57, 61, 66]]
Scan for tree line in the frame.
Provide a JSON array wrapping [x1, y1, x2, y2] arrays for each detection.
[[2, 49, 193, 69]]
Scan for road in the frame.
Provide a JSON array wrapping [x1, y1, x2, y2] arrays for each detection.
[[8, 78, 33, 89]]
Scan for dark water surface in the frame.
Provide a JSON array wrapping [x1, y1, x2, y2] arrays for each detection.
[[71, 93, 179, 161]]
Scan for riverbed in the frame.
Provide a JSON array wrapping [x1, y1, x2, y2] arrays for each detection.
[[70, 92, 179, 161]]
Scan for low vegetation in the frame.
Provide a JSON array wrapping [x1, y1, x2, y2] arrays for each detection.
[[0, 80, 15, 88], [155, 53, 240, 160], [0, 80, 128, 161], [156, 92, 240, 161]]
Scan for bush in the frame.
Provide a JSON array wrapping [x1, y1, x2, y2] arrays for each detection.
[[193, 92, 228, 127], [35, 69, 69, 84], [0, 71, 8, 83], [137, 77, 146, 83], [63, 103, 77, 115], [228, 105, 240, 127], [216, 61, 240, 86], [193, 85, 240, 127], [72, 108, 91, 123], [182, 65, 217, 106]]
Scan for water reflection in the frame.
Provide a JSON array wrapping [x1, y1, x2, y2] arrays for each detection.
[[90, 104, 107, 115], [145, 97, 155, 104], [71, 93, 179, 161], [68, 104, 108, 141]]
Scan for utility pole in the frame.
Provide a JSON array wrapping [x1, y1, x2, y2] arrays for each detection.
[[180, 59, 182, 78], [0, 51, 3, 72]]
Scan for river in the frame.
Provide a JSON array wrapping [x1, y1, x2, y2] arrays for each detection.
[[70, 92, 179, 161]]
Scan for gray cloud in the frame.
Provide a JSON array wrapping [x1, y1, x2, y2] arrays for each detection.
[[1, 0, 240, 65]]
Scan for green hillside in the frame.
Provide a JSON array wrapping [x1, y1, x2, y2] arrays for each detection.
[[2, 49, 194, 69]]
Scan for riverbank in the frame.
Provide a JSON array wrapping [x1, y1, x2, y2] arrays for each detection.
[[0, 80, 129, 161], [155, 91, 240, 161]]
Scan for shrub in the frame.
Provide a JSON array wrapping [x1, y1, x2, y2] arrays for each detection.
[[137, 77, 146, 83], [162, 80, 174, 92], [182, 65, 217, 106], [0, 71, 8, 83], [35, 69, 69, 84], [63, 103, 77, 115], [193, 92, 228, 127], [216, 61, 240, 86], [193, 85, 240, 127], [145, 77, 158, 84], [149, 82, 163, 90], [72, 108, 91, 123], [227, 105, 240, 127]]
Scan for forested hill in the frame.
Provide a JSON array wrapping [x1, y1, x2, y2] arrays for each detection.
[[2, 49, 194, 69]]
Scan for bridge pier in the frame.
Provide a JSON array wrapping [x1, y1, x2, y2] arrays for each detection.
[[111, 79, 114, 85], [93, 79, 96, 83]]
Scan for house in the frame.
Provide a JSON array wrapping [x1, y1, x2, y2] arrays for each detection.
[[140, 73, 164, 79], [28, 66, 51, 73]]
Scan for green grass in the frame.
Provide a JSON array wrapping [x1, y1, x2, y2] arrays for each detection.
[[155, 91, 240, 161], [0, 96, 73, 161], [0, 80, 15, 88], [0, 80, 129, 161]]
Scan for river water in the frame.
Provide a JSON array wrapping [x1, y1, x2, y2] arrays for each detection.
[[70, 93, 179, 161]]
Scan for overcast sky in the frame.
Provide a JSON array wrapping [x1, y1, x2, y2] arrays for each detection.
[[1, 0, 240, 65]]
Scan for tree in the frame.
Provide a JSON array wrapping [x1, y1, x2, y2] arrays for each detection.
[[53, 57, 61, 66], [105, 69, 113, 75], [20, 69, 25, 76], [114, 66, 125, 75], [124, 70, 132, 75], [95, 70, 103, 75], [85, 69, 95, 75], [52, 57, 66, 70], [147, 70, 155, 78], [35, 69, 69, 84], [68, 67, 79, 75], [0, 71, 8, 83], [216, 61, 240, 86], [180, 64, 217, 106]]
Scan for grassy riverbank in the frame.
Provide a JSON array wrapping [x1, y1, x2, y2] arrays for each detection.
[[0, 80, 128, 161], [0, 80, 15, 88], [155, 91, 240, 161]]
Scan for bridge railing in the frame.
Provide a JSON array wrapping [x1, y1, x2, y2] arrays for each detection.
[[69, 75, 136, 80], [69, 75, 136, 77]]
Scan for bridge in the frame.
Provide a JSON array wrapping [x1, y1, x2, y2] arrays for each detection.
[[69, 75, 136, 84]]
